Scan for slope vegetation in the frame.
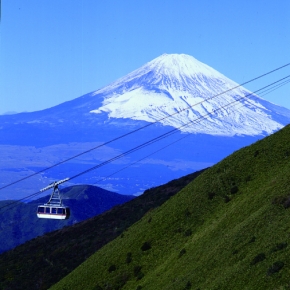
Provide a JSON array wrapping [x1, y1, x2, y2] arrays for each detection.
[[52, 125, 290, 290], [0, 170, 204, 290]]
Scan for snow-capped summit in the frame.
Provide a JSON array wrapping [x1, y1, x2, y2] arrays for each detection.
[[96, 54, 235, 93], [90, 53, 290, 136]]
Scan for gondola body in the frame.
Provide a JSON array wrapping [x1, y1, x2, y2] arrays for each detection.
[[37, 178, 70, 220], [37, 205, 70, 219]]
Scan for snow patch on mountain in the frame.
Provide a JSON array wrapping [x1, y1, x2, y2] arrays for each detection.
[[90, 54, 286, 136]]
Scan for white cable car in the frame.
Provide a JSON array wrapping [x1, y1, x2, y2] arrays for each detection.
[[37, 178, 70, 220]]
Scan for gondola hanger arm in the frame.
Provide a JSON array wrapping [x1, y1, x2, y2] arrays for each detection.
[[40, 178, 70, 192]]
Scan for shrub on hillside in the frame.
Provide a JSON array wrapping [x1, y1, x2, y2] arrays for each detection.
[[141, 241, 151, 251], [208, 192, 216, 200], [230, 186, 239, 194], [267, 261, 284, 275], [103, 282, 113, 290], [115, 272, 130, 289], [108, 264, 117, 273], [184, 208, 191, 217], [250, 253, 266, 265], [271, 242, 287, 253], [272, 195, 290, 208], [232, 249, 238, 255], [179, 248, 186, 258], [272, 196, 287, 206], [249, 236, 256, 243], [184, 229, 192, 237], [136, 272, 144, 280], [184, 281, 192, 289], [283, 197, 290, 208], [134, 265, 142, 277], [134, 266, 144, 281], [126, 252, 132, 264], [224, 195, 231, 203]]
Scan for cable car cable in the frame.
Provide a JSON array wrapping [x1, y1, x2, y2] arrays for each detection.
[[1, 74, 290, 202], [0, 62, 289, 191], [93, 77, 290, 186], [0, 75, 289, 214], [68, 75, 290, 182], [1, 76, 289, 230]]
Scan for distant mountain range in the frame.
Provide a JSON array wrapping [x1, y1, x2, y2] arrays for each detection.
[[1, 53, 290, 198], [0, 184, 133, 254]]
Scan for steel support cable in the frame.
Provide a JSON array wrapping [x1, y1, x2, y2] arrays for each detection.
[[0, 140, 186, 235], [92, 136, 191, 186], [0, 139, 186, 222], [94, 77, 290, 184], [256, 78, 290, 97], [0, 190, 42, 211], [1, 77, 290, 228], [228, 78, 290, 113], [1, 75, 290, 212], [0, 63, 289, 191], [68, 74, 290, 181]]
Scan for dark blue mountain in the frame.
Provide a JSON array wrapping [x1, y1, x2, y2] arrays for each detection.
[[0, 184, 134, 253]]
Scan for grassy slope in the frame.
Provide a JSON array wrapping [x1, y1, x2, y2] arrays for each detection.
[[52, 125, 290, 290]]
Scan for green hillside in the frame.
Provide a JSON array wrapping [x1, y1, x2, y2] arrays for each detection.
[[52, 125, 290, 290]]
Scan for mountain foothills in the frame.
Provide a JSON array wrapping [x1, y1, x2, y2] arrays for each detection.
[[0, 185, 134, 254], [0, 170, 205, 290], [50, 124, 290, 290], [1, 54, 290, 198]]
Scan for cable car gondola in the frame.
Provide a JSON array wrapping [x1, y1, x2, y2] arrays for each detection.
[[37, 178, 70, 220]]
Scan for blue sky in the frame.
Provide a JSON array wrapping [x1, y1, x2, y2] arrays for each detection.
[[1, 0, 289, 114]]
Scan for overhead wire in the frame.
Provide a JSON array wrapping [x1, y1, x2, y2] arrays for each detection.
[[1, 73, 289, 213], [228, 78, 290, 114], [255, 78, 290, 97], [0, 62, 290, 191], [92, 136, 193, 187], [1, 74, 289, 236], [93, 76, 290, 187], [69, 74, 290, 181]]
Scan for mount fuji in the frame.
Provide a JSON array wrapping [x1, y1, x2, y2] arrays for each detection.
[[91, 54, 290, 136], [1, 53, 290, 199]]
